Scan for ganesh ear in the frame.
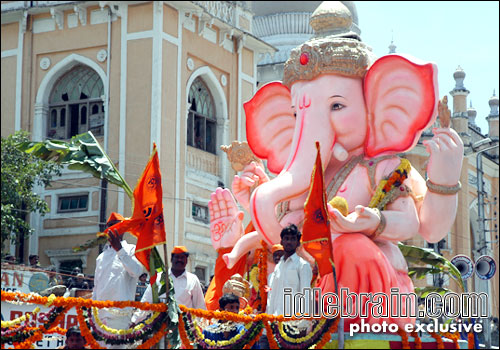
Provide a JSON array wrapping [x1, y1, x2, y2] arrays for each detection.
[[244, 82, 295, 175], [364, 54, 438, 158]]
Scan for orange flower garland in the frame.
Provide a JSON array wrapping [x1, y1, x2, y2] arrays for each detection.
[[243, 328, 264, 349], [397, 327, 410, 349], [14, 329, 43, 349], [178, 314, 194, 349], [258, 240, 268, 313], [441, 331, 460, 349], [137, 323, 168, 349], [316, 317, 340, 349], [1, 291, 166, 312], [265, 321, 279, 349], [179, 304, 314, 323], [76, 307, 103, 349], [429, 331, 445, 349], [468, 331, 474, 349], [410, 330, 422, 349]]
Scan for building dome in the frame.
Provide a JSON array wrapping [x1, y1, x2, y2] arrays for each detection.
[[489, 91, 499, 107], [453, 65, 466, 90], [252, 1, 360, 65], [453, 66, 465, 80]]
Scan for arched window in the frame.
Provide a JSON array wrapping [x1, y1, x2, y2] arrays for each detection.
[[187, 77, 216, 154], [47, 65, 104, 139]]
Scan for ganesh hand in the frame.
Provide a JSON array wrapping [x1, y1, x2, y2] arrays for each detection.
[[209, 188, 244, 251], [232, 161, 269, 212], [422, 128, 464, 186], [328, 204, 380, 236]]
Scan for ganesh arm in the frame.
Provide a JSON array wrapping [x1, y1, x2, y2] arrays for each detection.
[[376, 195, 420, 242], [408, 167, 458, 243], [418, 191, 458, 243]]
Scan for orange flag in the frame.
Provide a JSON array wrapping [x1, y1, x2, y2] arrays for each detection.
[[106, 144, 166, 284], [302, 142, 334, 277]]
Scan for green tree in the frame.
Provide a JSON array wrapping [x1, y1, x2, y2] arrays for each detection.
[[1, 131, 61, 255]]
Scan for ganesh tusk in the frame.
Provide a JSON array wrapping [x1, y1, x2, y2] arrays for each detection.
[[333, 143, 348, 161]]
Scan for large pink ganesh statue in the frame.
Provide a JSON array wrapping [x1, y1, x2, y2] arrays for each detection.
[[208, 2, 463, 328]]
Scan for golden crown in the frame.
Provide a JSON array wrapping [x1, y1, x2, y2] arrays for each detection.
[[282, 1, 375, 87]]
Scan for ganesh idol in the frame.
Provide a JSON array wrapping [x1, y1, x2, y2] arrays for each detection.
[[206, 1, 463, 328]]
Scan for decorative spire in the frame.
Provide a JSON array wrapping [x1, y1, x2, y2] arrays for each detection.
[[467, 100, 477, 125], [453, 65, 466, 89], [388, 30, 396, 53], [489, 89, 499, 116]]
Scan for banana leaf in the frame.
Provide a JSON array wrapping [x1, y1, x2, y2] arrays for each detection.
[[398, 243, 465, 292], [18, 131, 179, 347], [408, 266, 443, 279], [414, 286, 450, 298], [17, 131, 132, 197]]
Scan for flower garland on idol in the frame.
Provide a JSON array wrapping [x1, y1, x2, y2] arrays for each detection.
[[180, 311, 264, 349], [1, 291, 169, 349]]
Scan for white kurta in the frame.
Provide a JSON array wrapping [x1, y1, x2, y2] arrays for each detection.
[[92, 240, 144, 322], [266, 252, 312, 317], [131, 269, 206, 324]]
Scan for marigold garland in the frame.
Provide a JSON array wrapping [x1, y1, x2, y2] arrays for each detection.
[[397, 327, 410, 349], [91, 306, 159, 335], [258, 240, 268, 313], [14, 329, 43, 349], [468, 331, 474, 349], [178, 313, 194, 349], [265, 321, 279, 349], [1, 307, 40, 328], [315, 317, 339, 349], [369, 158, 411, 209], [410, 330, 422, 349], [243, 328, 264, 349], [2, 291, 166, 312], [76, 306, 103, 349], [429, 331, 445, 349], [137, 323, 168, 349], [441, 331, 460, 349]]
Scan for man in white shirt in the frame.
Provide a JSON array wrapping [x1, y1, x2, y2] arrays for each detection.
[[266, 224, 313, 317], [92, 213, 144, 333], [132, 246, 206, 323]]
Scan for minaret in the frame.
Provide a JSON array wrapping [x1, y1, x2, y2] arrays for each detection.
[[486, 90, 499, 153], [467, 100, 479, 131], [450, 66, 470, 142], [388, 31, 396, 53]]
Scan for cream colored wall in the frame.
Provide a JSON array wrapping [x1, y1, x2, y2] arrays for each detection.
[[163, 4, 178, 37], [242, 48, 254, 76], [127, 2, 153, 33], [1, 56, 16, 136], [161, 38, 179, 252], [0, 21, 18, 51], [38, 234, 99, 275]]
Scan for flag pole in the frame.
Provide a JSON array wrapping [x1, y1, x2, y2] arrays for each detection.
[[163, 243, 170, 295], [331, 261, 344, 349]]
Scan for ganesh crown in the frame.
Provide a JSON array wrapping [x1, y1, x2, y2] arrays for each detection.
[[282, 1, 376, 87]]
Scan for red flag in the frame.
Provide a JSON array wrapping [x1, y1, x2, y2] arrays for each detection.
[[106, 144, 166, 284], [302, 142, 334, 277]]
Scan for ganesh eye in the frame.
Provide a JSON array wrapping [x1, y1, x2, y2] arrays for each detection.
[[331, 103, 345, 111], [293, 112, 297, 118]]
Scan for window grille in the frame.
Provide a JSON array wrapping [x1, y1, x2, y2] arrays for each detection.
[[48, 65, 104, 139], [192, 203, 209, 223], [57, 194, 89, 213], [187, 77, 217, 153]]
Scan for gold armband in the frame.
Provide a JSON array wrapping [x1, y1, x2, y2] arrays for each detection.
[[426, 179, 461, 195], [370, 208, 386, 240]]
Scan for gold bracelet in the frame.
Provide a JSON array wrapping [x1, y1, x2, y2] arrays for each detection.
[[370, 208, 386, 240], [426, 179, 461, 195]]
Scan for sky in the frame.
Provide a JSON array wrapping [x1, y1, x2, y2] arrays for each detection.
[[355, 1, 499, 134]]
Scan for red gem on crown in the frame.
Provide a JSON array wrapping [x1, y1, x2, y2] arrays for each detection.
[[300, 52, 309, 65]]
